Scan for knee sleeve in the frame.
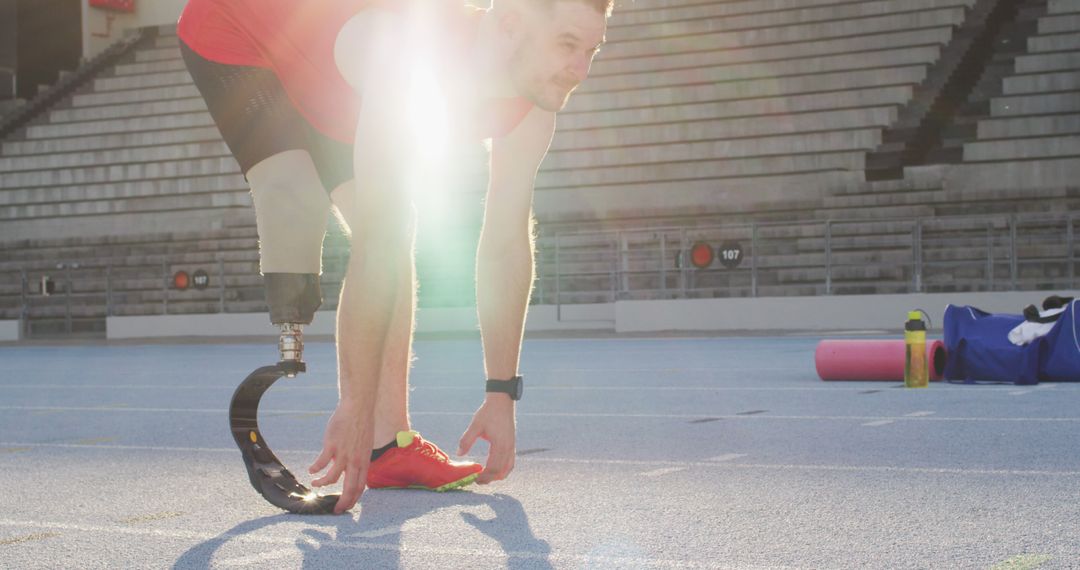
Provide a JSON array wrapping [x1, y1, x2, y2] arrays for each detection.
[[246, 152, 332, 275]]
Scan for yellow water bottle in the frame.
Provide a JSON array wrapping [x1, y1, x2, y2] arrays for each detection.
[[904, 310, 928, 388]]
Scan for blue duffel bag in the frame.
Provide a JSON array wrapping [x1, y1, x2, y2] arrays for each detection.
[[943, 299, 1080, 384]]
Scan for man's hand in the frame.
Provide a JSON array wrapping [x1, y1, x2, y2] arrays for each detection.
[[308, 401, 373, 514], [458, 395, 516, 484]]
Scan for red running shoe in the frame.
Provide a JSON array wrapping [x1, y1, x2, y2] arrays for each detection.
[[366, 430, 482, 491]]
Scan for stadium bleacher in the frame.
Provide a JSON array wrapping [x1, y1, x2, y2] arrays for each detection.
[[1, 0, 1078, 337], [965, 0, 1080, 162]]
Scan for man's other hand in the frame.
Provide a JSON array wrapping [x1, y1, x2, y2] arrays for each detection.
[[457, 395, 516, 484], [308, 401, 373, 514]]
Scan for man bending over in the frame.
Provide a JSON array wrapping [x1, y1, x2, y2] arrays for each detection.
[[178, 0, 610, 514]]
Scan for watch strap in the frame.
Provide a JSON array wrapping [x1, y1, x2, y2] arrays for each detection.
[[486, 375, 523, 400]]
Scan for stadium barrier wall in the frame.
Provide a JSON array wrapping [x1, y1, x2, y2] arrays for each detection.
[[613, 291, 1070, 333], [0, 320, 20, 341], [105, 303, 615, 340], [100, 291, 1069, 340]]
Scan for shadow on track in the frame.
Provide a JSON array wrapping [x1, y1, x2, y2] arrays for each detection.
[[172, 491, 551, 569]]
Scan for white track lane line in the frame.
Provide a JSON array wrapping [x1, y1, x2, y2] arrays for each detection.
[[640, 467, 687, 477], [903, 411, 936, 417], [4, 441, 1080, 477], [861, 420, 895, 427], [707, 454, 748, 462], [0, 519, 755, 569], [3, 406, 1080, 424]]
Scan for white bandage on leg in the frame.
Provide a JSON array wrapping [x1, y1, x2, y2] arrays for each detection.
[[245, 150, 333, 275]]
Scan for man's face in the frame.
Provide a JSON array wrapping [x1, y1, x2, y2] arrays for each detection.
[[508, 0, 607, 112]]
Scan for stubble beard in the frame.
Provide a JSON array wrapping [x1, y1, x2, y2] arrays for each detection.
[[509, 42, 572, 112], [526, 75, 575, 112]]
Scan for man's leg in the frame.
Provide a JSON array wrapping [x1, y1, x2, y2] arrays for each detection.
[[246, 150, 332, 276], [327, 181, 482, 493], [330, 181, 415, 448]]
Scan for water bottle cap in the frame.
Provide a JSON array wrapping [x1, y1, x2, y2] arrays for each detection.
[[907, 310, 923, 321]]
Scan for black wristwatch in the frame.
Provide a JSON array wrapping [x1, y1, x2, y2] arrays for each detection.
[[486, 375, 523, 401]]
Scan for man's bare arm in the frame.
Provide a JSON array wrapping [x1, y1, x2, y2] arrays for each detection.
[[308, 10, 416, 513], [478, 107, 555, 380], [459, 106, 555, 483]]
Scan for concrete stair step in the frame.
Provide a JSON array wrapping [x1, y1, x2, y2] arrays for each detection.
[[0, 225, 253, 252], [537, 152, 865, 189], [574, 64, 928, 108], [1004, 69, 1080, 95], [822, 188, 945, 209], [990, 92, 1080, 116], [0, 190, 249, 220], [611, 0, 973, 28], [555, 108, 895, 151], [596, 27, 953, 77], [48, 98, 207, 124], [0, 157, 238, 191], [1039, 13, 1080, 34], [1028, 31, 1080, 52], [93, 70, 191, 93], [605, 5, 967, 48], [154, 36, 180, 49], [24, 112, 214, 140], [964, 134, 1080, 161], [1, 243, 263, 268], [585, 45, 941, 94], [0, 242, 260, 272], [2, 126, 222, 156], [113, 58, 188, 77], [934, 195, 1080, 216], [977, 113, 1080, 138], [0, 174, 247, 210], [0, 141, 229, 174], [560, 86, 913, 130], [834, 167, 946, 195], [134, 46, 181, 63], [548, 130, 880, 171], [71, 85, 199, 107], [1015, 50, 1080, 73], [609, 6, 964, 59]]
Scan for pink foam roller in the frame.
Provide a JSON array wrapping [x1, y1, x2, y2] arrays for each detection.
[[815, 339, 947, 382]]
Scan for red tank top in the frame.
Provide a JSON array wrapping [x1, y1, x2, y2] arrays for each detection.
[[177, 0, 533, 143]]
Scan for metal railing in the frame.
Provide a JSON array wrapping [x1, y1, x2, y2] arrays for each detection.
[[2, 212, 1077, 334], [2, 241, 346, 334], [537, 212, 1079, 313], [7, 255, 247, 336]]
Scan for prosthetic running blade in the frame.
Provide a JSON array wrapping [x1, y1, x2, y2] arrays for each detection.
[[229, 364, 339, 514]]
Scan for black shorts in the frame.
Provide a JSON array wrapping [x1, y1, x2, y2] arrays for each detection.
[[180, 41, 353, 192]]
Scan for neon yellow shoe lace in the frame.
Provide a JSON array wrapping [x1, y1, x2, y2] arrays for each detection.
[[414, 436, 448, 463]]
